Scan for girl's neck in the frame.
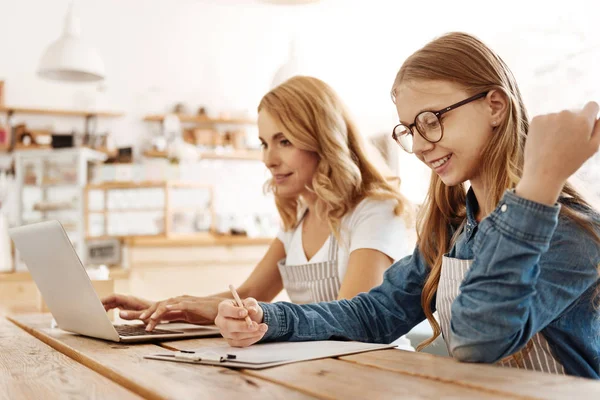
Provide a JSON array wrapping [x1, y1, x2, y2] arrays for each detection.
[[469, 179, 490, 222]]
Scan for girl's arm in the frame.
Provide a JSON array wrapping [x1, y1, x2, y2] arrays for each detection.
[[259, 247, 429, 344], [450, 190, 600, 363], [450, 103, 600, 363]]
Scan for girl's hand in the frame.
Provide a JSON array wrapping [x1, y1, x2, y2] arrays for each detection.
[[215, 297, 268, 347], [517, 102, 600, 205]]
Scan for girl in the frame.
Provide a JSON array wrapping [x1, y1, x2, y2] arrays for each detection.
[[215, 33, 600, 379], [103, 76, 414, 348]]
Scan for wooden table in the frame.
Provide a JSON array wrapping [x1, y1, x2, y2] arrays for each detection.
[[4, 315, 600, 400]]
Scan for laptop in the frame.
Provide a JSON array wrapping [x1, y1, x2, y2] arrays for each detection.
[[8, 220, 221, 343]]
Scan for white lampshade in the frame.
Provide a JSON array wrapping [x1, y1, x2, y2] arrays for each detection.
[[37, 2, 105, 82], [260, 0, 319, 4], [271, 39, 302, 88]]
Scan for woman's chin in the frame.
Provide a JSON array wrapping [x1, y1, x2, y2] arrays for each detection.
[[275, 186, 301, 198]]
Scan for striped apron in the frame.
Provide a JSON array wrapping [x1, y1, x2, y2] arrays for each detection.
[[277, 235, 341, 304], [436, 255, 566, 374], [278, 234, 414, 350]]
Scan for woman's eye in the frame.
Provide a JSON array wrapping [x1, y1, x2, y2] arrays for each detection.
[[280, 139, 291, 147]]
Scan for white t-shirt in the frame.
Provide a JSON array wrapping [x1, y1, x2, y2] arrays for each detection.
[[277, 197, 412, 279]]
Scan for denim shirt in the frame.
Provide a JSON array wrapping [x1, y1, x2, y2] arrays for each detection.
[[260, 189, 600, 379]]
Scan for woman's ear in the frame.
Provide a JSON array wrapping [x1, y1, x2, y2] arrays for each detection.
[[486, 89, 508, 127]]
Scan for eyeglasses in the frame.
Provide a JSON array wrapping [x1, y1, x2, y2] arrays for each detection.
[[392, 92, 488, 153]]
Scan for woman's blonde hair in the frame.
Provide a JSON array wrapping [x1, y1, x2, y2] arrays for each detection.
[[259, 75, 410, 238], [390, 32, 600, 351]]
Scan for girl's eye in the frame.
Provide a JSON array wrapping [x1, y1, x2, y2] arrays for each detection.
[[280, 139, 291, 147]]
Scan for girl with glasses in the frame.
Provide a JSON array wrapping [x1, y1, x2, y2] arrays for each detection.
[[102, 76, 414, 349], [216, 32, 600, 379]]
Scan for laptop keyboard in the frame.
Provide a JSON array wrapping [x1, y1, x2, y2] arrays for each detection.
[[115, 324, 183, 337]]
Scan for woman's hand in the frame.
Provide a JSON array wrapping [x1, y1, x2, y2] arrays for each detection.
[[140, 295, 223, 331], [517, 101, 600, 205], [215, 297, 268, 347], [101, 294, 154, 322]]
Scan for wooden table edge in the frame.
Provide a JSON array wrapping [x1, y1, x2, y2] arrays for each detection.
[[339, 354, 538, 400], [7, 316, 166, 400]]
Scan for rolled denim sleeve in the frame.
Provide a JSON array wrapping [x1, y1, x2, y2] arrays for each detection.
[[450, 190, 600, 362], [259, 247, 429, 344]]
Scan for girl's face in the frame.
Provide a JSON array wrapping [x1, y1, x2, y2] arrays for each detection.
[[394, 80, 496, 187], [258, 109, 320, 198]]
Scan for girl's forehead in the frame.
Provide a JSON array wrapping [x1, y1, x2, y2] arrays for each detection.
[[394, 81, 466, 121]]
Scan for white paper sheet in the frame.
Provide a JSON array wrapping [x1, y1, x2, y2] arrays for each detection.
[[145, 340, 396, 369]]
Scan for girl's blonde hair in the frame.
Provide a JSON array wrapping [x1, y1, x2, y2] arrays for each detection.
[[259, 76, 410, 238], [390, 32, 600, 351]]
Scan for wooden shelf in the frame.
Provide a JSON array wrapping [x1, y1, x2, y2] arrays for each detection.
[[143, 114, 255, 125], [0, 106, 123, 118], [85, 146, 117, 157], [143, 149, 262, 161], [102, 232, 273, 247], [86, 181, 211, 190], [0, 268, 129, 282], [88, 208, 164, 214]]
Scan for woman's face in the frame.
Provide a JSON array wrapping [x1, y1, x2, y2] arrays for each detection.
[[258, 109, 320, 198], [394, 80, 495, 187]]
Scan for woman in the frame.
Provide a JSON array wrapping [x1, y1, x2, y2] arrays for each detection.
[[103, 76, 414, 348], [215, 33, 600, 379]]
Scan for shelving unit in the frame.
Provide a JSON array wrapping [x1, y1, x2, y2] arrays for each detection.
[[142, 113, 262, 162], [85, 181, 214, 239], [13, 147, 107, 271]]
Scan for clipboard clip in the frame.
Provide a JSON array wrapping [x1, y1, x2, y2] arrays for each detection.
[[173, 350, 237, 363]]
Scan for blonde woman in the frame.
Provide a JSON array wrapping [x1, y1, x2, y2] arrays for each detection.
[[216, 33, 600, 379], [103, 76, 414, 348]]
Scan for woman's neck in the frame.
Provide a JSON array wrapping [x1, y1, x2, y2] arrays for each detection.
[[301, 192, 326, 222], [301, 191, 318, 211]]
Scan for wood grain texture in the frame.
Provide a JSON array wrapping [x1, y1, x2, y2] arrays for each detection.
[[0, 318, 141, 400], [341, 350, 600, 400], [164, 339, 505, 399], [168, 337, 600, 400], [9, 314, 314, 400]]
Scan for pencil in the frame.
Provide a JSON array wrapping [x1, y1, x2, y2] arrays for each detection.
[[228, 284, 253, 327]]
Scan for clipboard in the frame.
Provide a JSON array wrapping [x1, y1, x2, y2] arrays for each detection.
[[144, 340, 396, 369]]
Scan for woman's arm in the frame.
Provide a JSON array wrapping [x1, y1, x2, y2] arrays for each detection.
[[337, 197, 413, 300], [232, 238, 286, 302], [134, 238, 287, 330], [337, 249, 392, 300]]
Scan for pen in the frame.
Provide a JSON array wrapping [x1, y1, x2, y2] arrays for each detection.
[[228, 284, 253, 327]]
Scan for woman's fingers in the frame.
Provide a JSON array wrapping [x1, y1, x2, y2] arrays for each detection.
[[119, 310, 145, 320]]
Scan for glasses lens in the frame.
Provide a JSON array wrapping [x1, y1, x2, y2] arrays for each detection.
[[416, 112, 442, 142], [392, 124, 413, 153]]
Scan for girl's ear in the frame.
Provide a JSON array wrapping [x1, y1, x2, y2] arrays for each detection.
[[486, 89, 508, 127]]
